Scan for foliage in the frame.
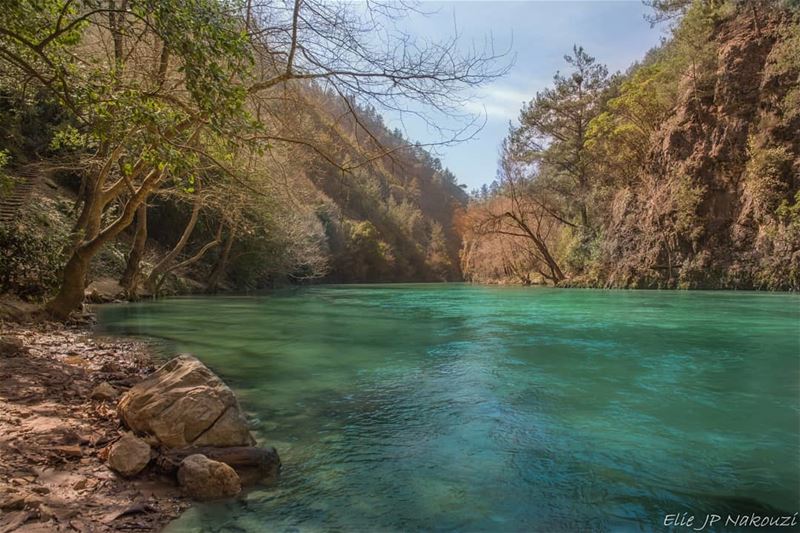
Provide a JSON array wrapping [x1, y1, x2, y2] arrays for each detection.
[[0, 227, 63, 299], [0, 207, 70, 300], [0, 150, 12, 197], [765, 14, 800, 119], [0, 0, 496, 311], [587, 53, 677, 187], [464, 1, 799, 290], [744, 143, 793, 219], [752, 190, 800, 290]]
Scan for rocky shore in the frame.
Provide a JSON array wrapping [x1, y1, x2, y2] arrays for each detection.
[[0, 320, 279, 532]]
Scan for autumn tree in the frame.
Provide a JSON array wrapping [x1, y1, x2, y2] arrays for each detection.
[[467, 144, 566, 284]]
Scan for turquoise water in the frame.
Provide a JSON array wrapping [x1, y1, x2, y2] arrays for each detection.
[[97, 285, 800, 532]]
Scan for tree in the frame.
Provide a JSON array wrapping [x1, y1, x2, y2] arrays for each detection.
[[469, 147, 566, 284], [464, 44, 611, 285], [0, 0, 505, 318], [644, 0, 695, 23], [508, 46, 609, 233], [425, 221, 453, 280], [587, 57, 674, 188], [1, 0, 256, 318]]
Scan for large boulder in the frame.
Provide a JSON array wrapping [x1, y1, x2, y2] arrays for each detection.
[[118, 355, 255, 448], [84, 277, 124, 303], [108, 433, 151, 477], [177, 454, 241, 501]]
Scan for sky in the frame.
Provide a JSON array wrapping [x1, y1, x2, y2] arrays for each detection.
[[380, 1, 668, 191]]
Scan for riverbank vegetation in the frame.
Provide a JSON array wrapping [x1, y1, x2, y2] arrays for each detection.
[[1, 0, 798, 324], [0, 0, 505, 319], [461, 0, 800, 290]]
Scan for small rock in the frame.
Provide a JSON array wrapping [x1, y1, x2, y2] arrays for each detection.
[[177, 454, 241, 501], [50, 445, 82, 458], [107, 433, 151, 477], [0, 492, 26, 511], [0, 337, 26, 357], [90, 382, 119, 401], [72, 479, 87, 491]]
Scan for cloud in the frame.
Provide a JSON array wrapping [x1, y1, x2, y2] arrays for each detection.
[[464, 82, 549, 123]]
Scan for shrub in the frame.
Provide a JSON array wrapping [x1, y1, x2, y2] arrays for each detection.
[[743, 144, 792, 220], [0, 222, 66, 300]]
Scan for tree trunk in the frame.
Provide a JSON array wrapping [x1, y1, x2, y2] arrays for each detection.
[[48, 167, 163, 319], [157, 445, 280, 486], [72, 177, 103, 247], [46, 252, 91, 321], [155, 223, 223, 294], [120, 204, 148, 297], [146, 188, 202, 293], [206, 224, 235, 293], [506, 212, 565, 283], [751, 2, 761, 38]]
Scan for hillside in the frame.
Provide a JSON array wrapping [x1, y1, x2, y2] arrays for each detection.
[[0, 95, 467, 301], [0, 65, 469, 307], [462, 0, 799, 290], [0, 0, 503, 318]]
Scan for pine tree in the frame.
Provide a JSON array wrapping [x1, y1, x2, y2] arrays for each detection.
[[508, 46, 609, 232]]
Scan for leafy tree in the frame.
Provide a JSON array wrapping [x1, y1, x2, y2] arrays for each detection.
[[508, 46, 609, 232], [587, 53, 675, 187], [1, 0, 255, 317]]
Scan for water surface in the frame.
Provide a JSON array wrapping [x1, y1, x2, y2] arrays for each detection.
[[97, 285, 800, 532]]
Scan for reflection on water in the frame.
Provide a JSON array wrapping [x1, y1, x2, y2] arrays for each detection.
[[97, 285, 800, 532]]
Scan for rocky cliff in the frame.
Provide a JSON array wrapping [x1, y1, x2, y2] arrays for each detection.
[[608, 5, 799, 289]]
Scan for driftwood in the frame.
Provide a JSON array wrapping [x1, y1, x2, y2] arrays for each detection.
[[157, 446, 280, 485]]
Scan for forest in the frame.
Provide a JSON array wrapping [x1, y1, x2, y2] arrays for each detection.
[[0, 0, 497, 320], [462, 0, 800, 290], [0, 0, 798, 325]]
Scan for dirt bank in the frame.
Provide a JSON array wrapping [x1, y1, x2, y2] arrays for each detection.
[[0, 321, 189, 532]]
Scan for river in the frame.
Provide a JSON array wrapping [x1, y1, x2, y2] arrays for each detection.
[[97, 284, 800, 532]]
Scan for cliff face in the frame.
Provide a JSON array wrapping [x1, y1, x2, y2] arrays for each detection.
[[610, 6, 799, 289]]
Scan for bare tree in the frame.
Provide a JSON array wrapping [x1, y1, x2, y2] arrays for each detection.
[[469, 150, 566, 284]]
